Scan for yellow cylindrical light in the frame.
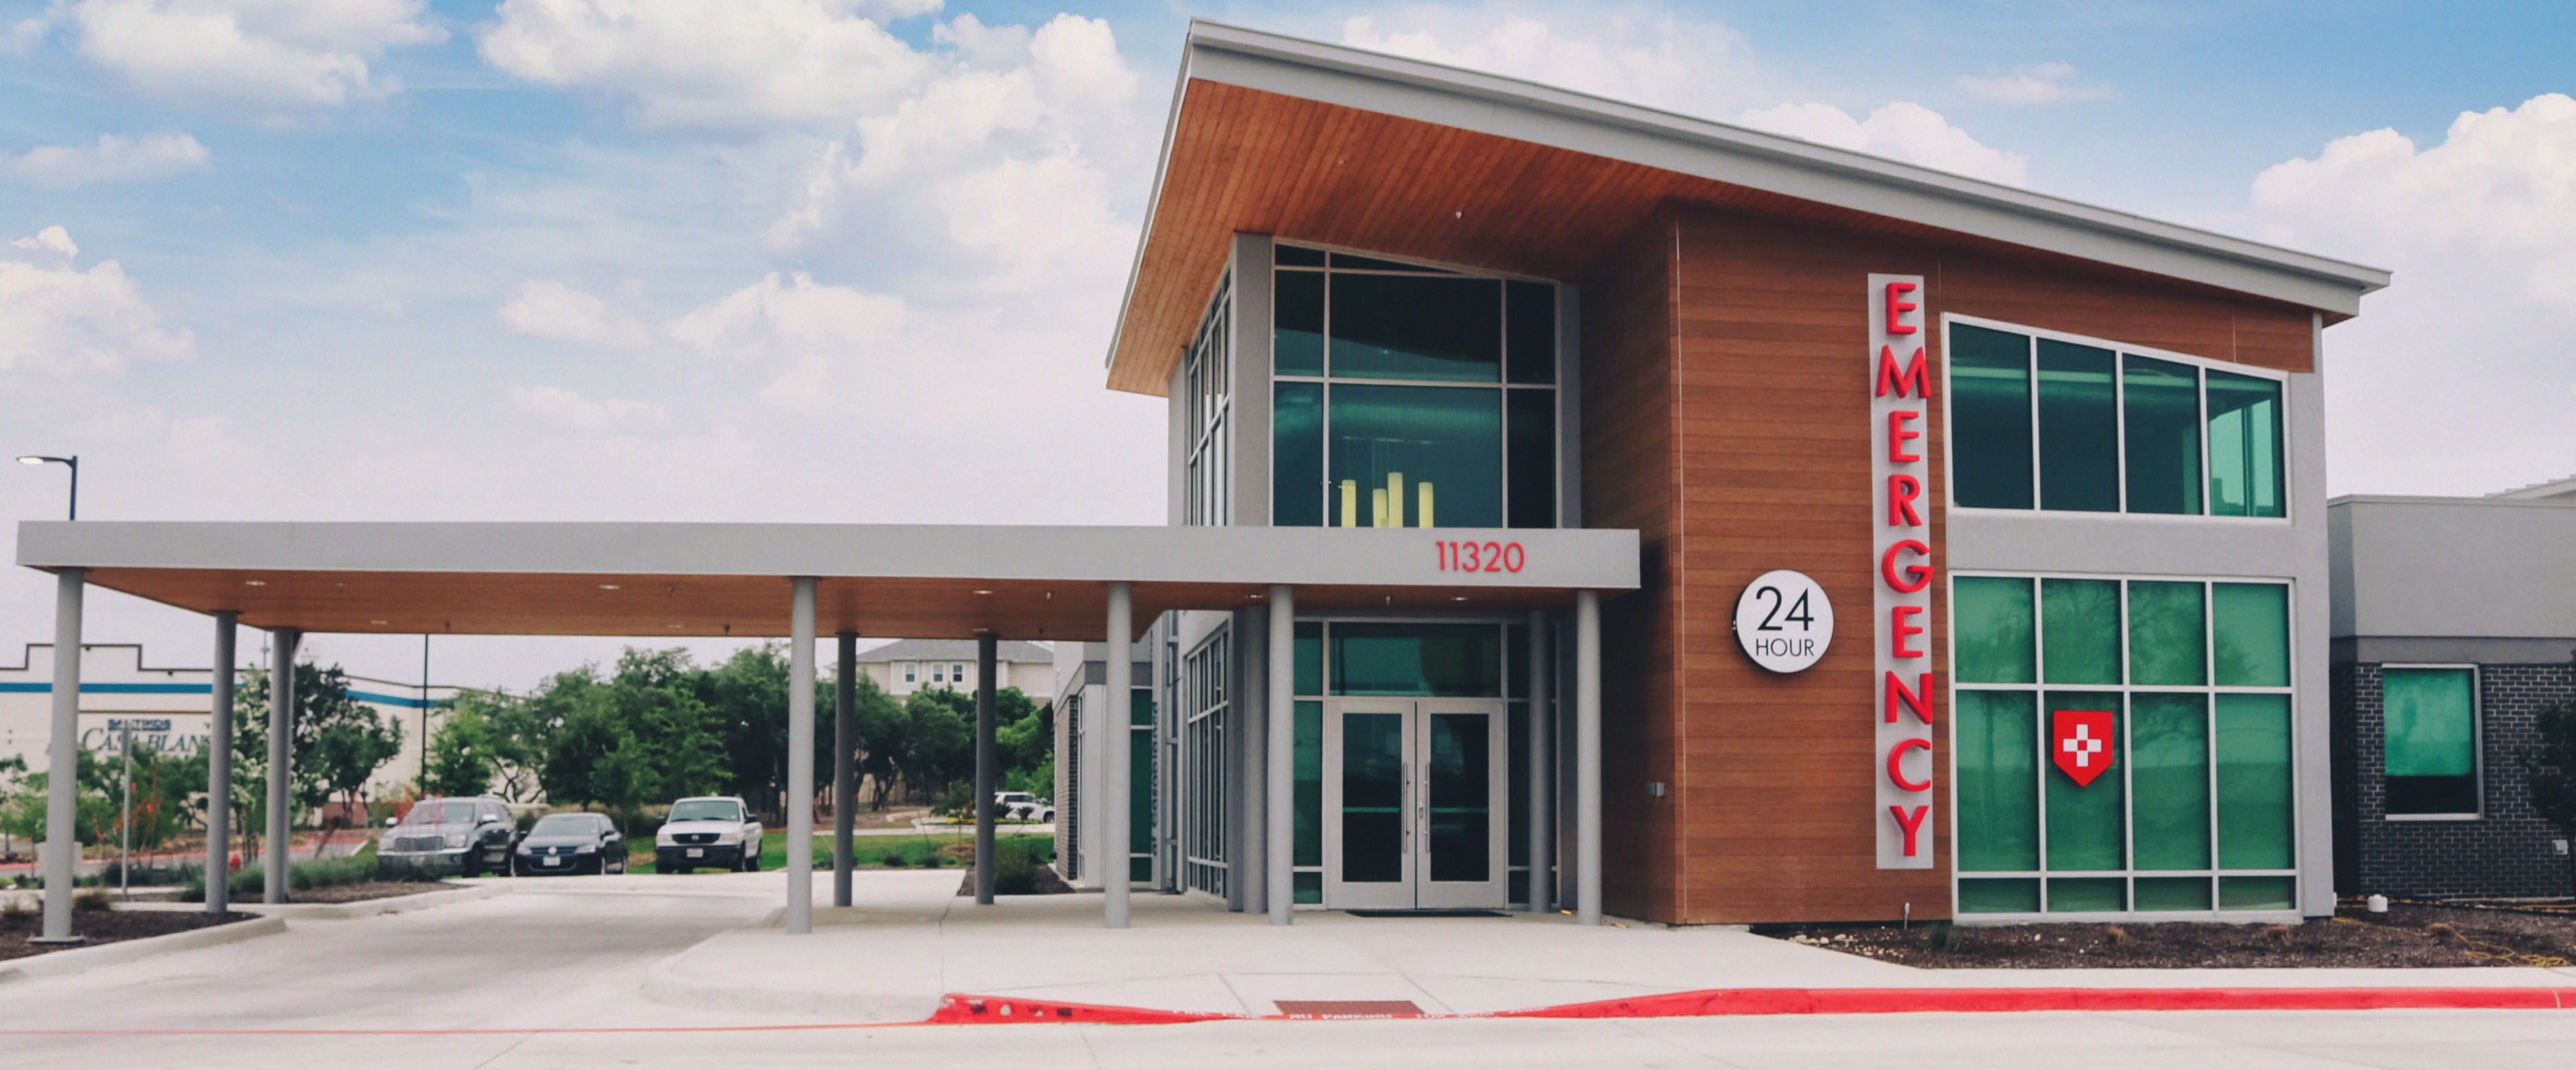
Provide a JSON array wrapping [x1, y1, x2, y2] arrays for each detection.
[[1417, 482, 1435, 528], [1340, 480, 1358, 527], [1371, 488, 1389, 528], [1386, 473, 1405, 528]]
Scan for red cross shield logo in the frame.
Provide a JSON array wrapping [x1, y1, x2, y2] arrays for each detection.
[[2051, 709, 2116, 788]]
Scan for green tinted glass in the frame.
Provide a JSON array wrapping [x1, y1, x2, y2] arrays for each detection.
[[2122, 355, 2202, 514], [2037, 339, 2118, 512], [1959, 878, 2040, 914], [1506, 389, 1557, 528], [2207, 370, 2284, 518], [2131, 693, 2211, 871], [1956, 690, 2039, 871], [1294, 623, 1322, 696], [2219, 875, 2294, 910], [1294, 870, 1322, 904], [1505, 280, 1556, 384], [1949, 324, 2033, 509], [2126, 580, 2207, 686], [2041, 579, 2121, 684], [2215, 693, 2294, 870], [1273, 382, 1323, 526], [1275, 269, 1324, 375], [2045, 693, 2124, 871], [1954, 576, 2036, 684], [2048, 878, 2125, 912], [2383, 668, 2475, 777], [1327, 385, 1501, 528], [1294, 700, 1321, 867], [2211, 583, 2290, 686], [2135, 876, 2212, 910], [1328, 274, 1500, 382], [1331, 623, 1503, 696], [1131, 687, 1155, 726]]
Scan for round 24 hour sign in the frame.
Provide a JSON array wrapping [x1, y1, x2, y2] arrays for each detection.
[[1734, 570, 1834, 673]]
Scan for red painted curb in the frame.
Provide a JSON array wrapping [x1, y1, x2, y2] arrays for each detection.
[[1491, 986, 2575, 1018], [929, 986, 2575, 1025]]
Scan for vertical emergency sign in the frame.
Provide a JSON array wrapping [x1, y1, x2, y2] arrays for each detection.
[[1871, 274, 1936, 869]]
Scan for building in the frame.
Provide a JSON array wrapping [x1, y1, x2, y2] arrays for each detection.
[[0, 643, 456, 805], [2329, 490, 2576, 899], [1042, 21, 2388, 925], [855, 638, 1055, 699]]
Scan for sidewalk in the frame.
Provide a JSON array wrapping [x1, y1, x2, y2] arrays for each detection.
[[643, 871, 2576, 1023]]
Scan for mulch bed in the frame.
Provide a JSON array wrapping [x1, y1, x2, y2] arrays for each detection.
[[1759, 901, 2576, 969], [0, 907, 249, 962], [276, 881, 452, 904]]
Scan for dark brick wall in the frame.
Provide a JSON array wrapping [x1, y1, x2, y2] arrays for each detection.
[[2331, 661, 2576, 898]]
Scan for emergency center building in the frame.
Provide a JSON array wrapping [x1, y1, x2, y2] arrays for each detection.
[[1046, 22, 2385, 924]]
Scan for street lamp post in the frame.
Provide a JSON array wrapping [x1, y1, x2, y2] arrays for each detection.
[[16, 455, 78, 520]]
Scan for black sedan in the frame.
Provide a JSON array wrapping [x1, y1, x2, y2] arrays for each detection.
[[511, 812, 629, 876]]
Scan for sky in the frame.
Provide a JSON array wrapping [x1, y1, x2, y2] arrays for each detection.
[[1, 0, 2571, 693]]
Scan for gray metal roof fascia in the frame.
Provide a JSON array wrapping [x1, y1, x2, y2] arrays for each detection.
[[2329, 494, 2576, 510], [1102, 34, 1205, 377], [1179, 20, 2389, 316], [16, 521, 1641, 591]]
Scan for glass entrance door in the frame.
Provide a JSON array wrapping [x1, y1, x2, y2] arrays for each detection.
[[1323, 699, 1508, 910]]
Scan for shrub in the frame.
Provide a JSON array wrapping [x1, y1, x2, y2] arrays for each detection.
[[880, 850, 907, 868], [73, 887, 113, 912], [1, 899, 33, 922], [1919, 921, 1960, 952], [993, 839, 1038, 895]]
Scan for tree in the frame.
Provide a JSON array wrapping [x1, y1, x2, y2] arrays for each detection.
[[423, 703, 496, 797], [2522, 650, 2576, 897], [234, 663, 406, 826], [848, 673, 908, 810], [526, 649, 728, 818], [899, 689, 974, 806]]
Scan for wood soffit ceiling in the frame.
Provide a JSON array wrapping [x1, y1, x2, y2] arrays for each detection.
[[1105, 79, 2336, 396]]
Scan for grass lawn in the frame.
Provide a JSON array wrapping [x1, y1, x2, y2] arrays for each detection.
[[630, 832, 1055, 875]]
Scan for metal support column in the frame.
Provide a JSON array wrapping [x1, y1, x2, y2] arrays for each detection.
[[265, 627, 298, 905], [833, 632, 856, 909], [208, 611, 236, 915], [973, 632, 998, 905], [37, 569, 84, 943], [1527, 608, 1552, 914], [785, 578, 816, 934], [1103, 582, 1131, 929], [1574, 590, 1602, 925], [1266, 586, 1294, 924]]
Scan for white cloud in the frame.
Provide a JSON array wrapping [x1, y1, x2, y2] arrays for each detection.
[[497, 279, 651, 348], [0, 227, 193, 375], [667, 272, 905, 412], [2248, 94, 2576, 495], [7, 132, 209, 187], [1339, 6, 1761, 114], [1956, 62, 2110, 104], [1738, 101, 2029, 186], [478, 0, 937, 129], [506, 384, 668, 431], [66, 0, 445, 119]]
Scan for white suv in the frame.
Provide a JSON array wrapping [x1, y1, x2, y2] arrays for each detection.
[[654, 797, 764, 873], [994, 791, 1055, 822]]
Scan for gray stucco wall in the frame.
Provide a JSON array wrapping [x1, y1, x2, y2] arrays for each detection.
[[2329, 495, 2576, 645]]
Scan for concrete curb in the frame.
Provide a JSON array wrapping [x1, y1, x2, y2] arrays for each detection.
[[0, 913, 286, 984], [118, 882, 502, 921]]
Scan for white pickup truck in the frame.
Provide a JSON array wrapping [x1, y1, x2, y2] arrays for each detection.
[[653, 796, 765, 873]]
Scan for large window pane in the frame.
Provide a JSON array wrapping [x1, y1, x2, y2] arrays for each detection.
[[2131, 693, 2211, 870], [1328, 385, 1501, 527], [1273, 382, 1323, 526], [1295, 700, 1322, 869], [2212, 583, 2290, 686], [1331, 623, 1503, 697], [2123, 356, 2202, 514], [1328, 275, 1500, 382], [2215, 693, 2294, 869], [2045, 692, 2125, 870], [2383, 668, 2478, 814], [1294, 622, 1322, 695], [1959, 878, 2039, 913], [1506, 279, 1556, 384], [2135, 877, 2212, 910], [1950, 324, 2033, 509], [2126, 580, 2207, 686], [1955, 576, 2036, 684], [1956, 690, 2039, 871], [1507, 389, 1556, 528], [2207, 370, 2284, 518], [1275, 269, 1325, 376], [2048, 878, 2125, 912], [2037, 339, 2118, 512], [2041, 578, 2121, 685]]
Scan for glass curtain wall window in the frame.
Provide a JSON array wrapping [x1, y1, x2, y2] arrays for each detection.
[[1271, 243, 1558, 530], [1947, 319, 2286, 518], [1181, 631, 1229, 896], [1186, 275, 1233, 527], [1952, 574, 2297, 915], [2381, 667, 2479, 817]]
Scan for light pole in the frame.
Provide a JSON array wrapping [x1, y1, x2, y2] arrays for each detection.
[[16, 455, 77, 520]]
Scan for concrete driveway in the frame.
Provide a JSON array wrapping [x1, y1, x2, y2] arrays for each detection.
[[0, 872, 2570, 1069]]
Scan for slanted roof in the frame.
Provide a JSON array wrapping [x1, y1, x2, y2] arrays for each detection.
[[1105, 20, 2390, 395], [857, 638, 1055, 664]]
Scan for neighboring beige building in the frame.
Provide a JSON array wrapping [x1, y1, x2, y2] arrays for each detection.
[[855, 638, 1055, 699]]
